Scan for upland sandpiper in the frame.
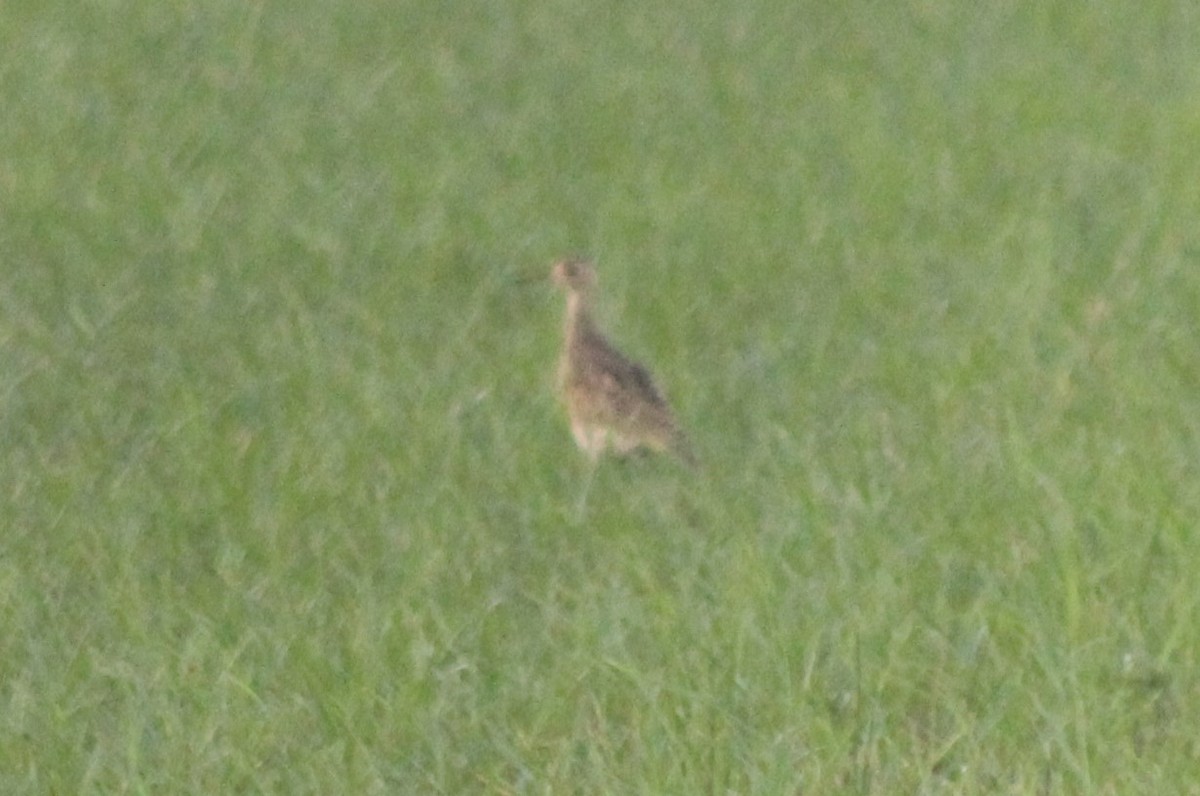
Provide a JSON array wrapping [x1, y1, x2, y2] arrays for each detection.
[[552, 259, 696, 467]]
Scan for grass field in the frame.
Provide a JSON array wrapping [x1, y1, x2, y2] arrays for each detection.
[[4, 1, 1200, 792]]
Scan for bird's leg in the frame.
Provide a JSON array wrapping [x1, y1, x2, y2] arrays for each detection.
[[573, 455, 599, 522]]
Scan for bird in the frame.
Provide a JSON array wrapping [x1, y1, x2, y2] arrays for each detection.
[[552, 258, 696, 467]]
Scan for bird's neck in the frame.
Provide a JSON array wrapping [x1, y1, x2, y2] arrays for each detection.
[[564, 290, 598, 346]]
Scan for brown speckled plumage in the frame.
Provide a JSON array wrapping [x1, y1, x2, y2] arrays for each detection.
[[552, 259, 695, 466]]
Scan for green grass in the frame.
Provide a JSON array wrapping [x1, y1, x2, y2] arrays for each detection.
[[4, 0, 1200, 792]]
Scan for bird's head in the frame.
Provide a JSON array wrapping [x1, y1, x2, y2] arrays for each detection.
[[551, 258, 597, 293]]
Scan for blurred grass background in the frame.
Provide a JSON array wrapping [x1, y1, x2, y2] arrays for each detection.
[[3, 0, 1199, 792]]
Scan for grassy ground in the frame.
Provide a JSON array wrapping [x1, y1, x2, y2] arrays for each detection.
[[3, 0, 1200, 792]]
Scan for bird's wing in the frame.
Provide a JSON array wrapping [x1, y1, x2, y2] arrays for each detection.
[[592, 358, 679, 443], [582, 336, 668, 409], [622, 361, 669, 408]]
